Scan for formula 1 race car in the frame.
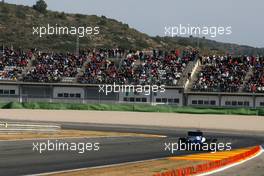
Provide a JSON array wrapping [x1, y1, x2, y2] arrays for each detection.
[[178, 131, 217, 145]]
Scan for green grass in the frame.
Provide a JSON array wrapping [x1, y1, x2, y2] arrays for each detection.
[[0, 102, 263, 116]]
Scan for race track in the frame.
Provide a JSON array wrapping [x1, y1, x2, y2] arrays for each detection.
[[0, 122, 263, 176]]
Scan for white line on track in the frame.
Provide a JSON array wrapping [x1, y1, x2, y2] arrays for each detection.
[[0, 135, 154, 142]]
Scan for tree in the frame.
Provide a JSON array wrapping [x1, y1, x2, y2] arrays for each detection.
[[33, 0, 47, 14]]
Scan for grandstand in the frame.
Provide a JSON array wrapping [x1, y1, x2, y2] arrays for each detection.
[[0, 47, 263, 108], [191, 55, 249, 92]]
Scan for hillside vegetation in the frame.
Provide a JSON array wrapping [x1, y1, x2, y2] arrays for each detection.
[[0, 2, 263, 55]]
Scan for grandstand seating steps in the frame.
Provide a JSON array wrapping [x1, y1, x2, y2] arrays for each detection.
[[1, 48, 263, 93]]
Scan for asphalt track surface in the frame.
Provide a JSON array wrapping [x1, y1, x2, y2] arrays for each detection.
[[0, 122, 264, 176]]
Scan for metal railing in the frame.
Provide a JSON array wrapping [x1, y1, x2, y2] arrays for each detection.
[[0, 122, 61, 133]]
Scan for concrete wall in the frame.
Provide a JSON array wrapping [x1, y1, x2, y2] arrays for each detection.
[[0, 85, 19, 96], [187, 94, 264, 108], [118, 88, 183, 106], [86, 86, 118, 101], [22, 85, 52, 98], [221, 95, 254, 107], [0, 85, 19, 102], [119, 91, 151, 103], [0, 83, 263, 108], [256, 96, 264, 108], [153, 89, 183, 106], [53, 87, 85, 99], [187, 95, 219, 106]]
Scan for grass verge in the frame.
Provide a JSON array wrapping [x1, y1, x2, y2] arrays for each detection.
[[0, 102, 263, 116]]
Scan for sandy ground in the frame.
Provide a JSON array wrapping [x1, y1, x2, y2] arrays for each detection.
[[0, 109, 264, 132], [0, 130, 161, 141]]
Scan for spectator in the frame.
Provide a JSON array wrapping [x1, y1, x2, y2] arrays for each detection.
[[0, 47, 30, 81], [244, 56, 264, 93], [192, 55, 249, 92]]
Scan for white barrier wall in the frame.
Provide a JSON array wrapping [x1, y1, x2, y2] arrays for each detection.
[[255, 97, 264, 108], [53, 87, 85, 99], [187, 94, 257, 108], [153, 89, 183, 106], [119, 92, 151, 103], [221, 96, 254, 107], [119, 88, 183, 106], [0, 85, 19, 96], [187, 95, 219, 106], [0, 83, 263, 108]]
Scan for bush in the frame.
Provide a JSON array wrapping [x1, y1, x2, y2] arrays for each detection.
[[57, 12, 66, 19], [258, 109, 264, 115], [75, 13, 85, 18], [33, 0, 47, 14], [2, 102, 23, 109], [16, 7, 26, 19]]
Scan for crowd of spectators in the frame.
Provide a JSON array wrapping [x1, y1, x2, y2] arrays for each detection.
[[0, 47, 31, 81], [96, 48, 126, 58], [130, 49, 198, 85], [22, 48, 126, 83], [2, 46, 264, 94], [244, 56, 264, 93], [23, 52, 86, 82], [78, 48, 198, 85], [77, 50, 119, 84], [0, 47, 198, 85], [192, 55, 250, 92]]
